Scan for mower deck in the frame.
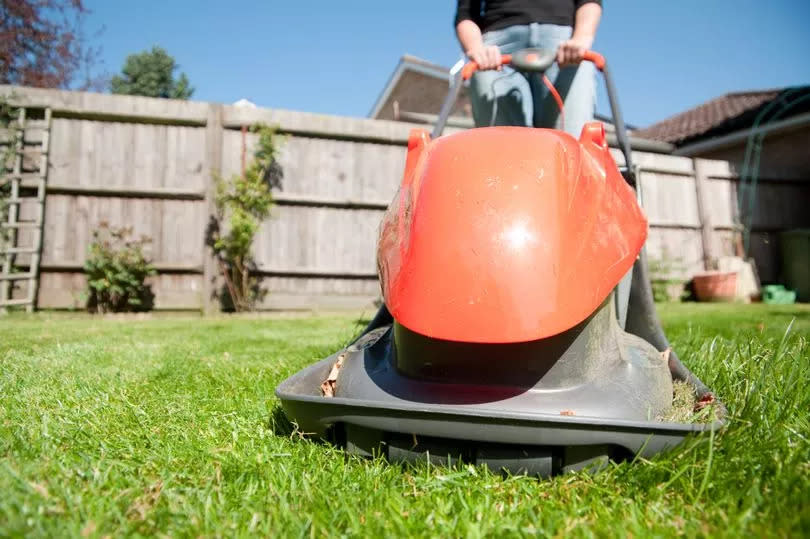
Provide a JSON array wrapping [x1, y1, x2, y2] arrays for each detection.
[[276, 312, 723, 476]]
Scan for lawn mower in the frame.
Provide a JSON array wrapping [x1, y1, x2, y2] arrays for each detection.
[[277, 49, 723, 476]]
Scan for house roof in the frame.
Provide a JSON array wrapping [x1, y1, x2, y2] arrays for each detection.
[[634, 87, 810, 145], [369, 55, 462, 120], [399, 54, 454, 76]]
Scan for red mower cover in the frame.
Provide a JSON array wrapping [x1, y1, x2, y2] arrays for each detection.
[[378, 123, 648, 344]]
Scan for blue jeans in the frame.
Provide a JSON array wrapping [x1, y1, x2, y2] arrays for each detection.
[[469, 23, 597, 137]]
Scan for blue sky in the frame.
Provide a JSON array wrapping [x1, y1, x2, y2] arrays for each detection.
[[84, 0, 810, 127]]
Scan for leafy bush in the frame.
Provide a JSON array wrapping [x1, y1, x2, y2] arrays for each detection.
[[208, 123, 282, 311], [84, 224, 156, 313], [648, 250, 687, 303]]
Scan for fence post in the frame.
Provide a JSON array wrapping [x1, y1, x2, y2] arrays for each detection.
[[203, 104, 223, 314], [693, 158, 716, 270]]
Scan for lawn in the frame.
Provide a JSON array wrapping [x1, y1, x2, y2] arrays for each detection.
[[1, 304, 808, 537]]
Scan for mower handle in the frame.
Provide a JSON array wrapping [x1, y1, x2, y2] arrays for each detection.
[[460, 49, 606, 80], [439, 48, 633, 183]]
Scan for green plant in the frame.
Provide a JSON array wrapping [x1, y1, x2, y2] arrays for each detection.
[[648, 249, 686, 303], [84, 224, 156, 313], [209, 123, 282, 311]]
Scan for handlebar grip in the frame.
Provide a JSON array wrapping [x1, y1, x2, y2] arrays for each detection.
[[582, 50, 606, 71], [461, 54, 513, 81], [461, 50, 606, 80]]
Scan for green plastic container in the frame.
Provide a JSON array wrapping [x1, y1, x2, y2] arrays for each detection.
[[762, 284, 796, 305], [780, 229, 810, 302]]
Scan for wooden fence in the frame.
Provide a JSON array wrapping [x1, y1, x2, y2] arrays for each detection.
[[1, 85, 805, 311]]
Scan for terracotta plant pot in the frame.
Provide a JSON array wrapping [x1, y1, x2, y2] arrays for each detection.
[[693, 271, 737, 302]]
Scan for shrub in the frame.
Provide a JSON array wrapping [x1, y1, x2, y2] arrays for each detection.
[[208, 123, 282, 311], [84, 224, 156, 313], [648, 250, 687, 303]]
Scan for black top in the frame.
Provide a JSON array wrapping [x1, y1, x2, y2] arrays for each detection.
[[455, 0, 602, 32]]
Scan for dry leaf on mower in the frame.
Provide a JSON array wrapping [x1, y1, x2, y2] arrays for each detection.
[[660, 348, 672, 363], [560, 410, 576, 416], [320, 353, 346, 397]]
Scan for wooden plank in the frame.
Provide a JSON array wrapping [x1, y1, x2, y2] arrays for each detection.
[[611, 149, 695, 175], [202, 104, 223, 314], [0, 298, 32, 307], [645, 229, 705, 279], [702, 178, 737, 229], [258, 292, 378, 311], [39, 195, 204, 268], [223, 105, 434, 145], [649, 222, 701, 230], [47, 119, 207, 191], [54, 109, 205, 127], [695, 159, 735, 180], [254, 267, 378, 279], [253, 206, 380, 277], [40, 262, 202, 273], [35, 273, 84, 309], [0, 172, 41, 184], [41, 184, 205, 200], [693, 158, 807, 184], [0, 125, 46, 145], [0, 272, 35, 281], [35, 272, 204, 310], [639, 171, 700, 227], [0, 85, 208, 125], [221, 132, 406, 201], [272, 192, 389, 210], [10, 146, 46, 156], [693, 158, 717, 270], [255, 276, 381, 311]]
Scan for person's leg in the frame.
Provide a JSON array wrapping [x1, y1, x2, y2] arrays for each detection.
[[528, 23, 597, 137], [468, 25, 532, 127]]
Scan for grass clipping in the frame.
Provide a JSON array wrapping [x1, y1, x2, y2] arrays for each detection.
[[659, 380, 719, 423]]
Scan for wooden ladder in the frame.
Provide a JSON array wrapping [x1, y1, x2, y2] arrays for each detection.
[[0, 106, 51, 313]]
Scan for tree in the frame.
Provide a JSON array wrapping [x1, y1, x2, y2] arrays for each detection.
[[0, 0, 102, 89], [110, 47, 194, 99]]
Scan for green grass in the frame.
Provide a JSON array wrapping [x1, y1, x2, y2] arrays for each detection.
[[1, 304, 808, 537]]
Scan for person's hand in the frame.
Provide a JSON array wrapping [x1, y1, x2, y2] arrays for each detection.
[[466, 44, 502, 71], [556, 35, 594, 66]]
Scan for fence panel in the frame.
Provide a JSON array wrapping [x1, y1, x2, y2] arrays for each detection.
[[1, 85, 806, 310]]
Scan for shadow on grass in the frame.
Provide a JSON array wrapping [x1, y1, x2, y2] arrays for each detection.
[[268, 404, 297, 437], [268, 404, 333, 442], [764, 307, 810, 320]]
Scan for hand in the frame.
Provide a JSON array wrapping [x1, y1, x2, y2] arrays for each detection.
[[556, 36, 594, 66], [466, 44, 502, 71]]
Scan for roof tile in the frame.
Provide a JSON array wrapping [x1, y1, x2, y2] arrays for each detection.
[[635, 89, 785, 144]]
